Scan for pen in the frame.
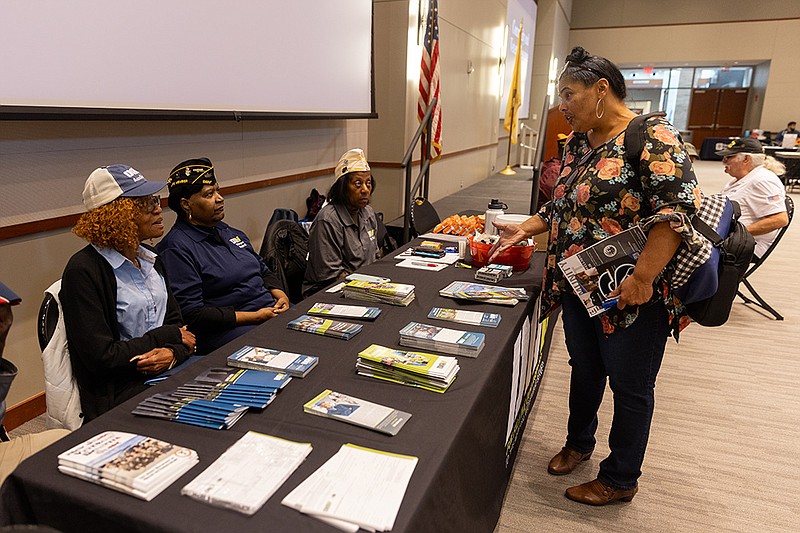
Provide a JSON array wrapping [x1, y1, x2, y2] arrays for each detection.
[[412, 261, 440, 268], [601, 298, 619, 310]]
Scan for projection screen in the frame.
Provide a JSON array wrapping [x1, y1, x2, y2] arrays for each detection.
[[0, 0, 374, 118]]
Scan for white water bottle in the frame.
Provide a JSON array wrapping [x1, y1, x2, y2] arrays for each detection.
[[484, 199, 507, 235]]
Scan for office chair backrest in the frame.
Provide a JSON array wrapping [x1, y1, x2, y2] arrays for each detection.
[[261, 219, 309, 304], [409, 197, 441, 237], [37, 293, 59, 352]]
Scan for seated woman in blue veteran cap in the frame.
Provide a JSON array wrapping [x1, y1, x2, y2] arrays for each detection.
[[157, 158, 290, 354], [60, 165, 196, 422], [303, 149, 379, 296]]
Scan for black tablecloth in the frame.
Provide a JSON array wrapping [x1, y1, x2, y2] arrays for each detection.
[[1, 249, 552, 533], [700, 137, 735, 160]]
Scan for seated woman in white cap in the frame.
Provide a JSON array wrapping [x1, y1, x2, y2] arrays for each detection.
[[303, 148, 379, 296], [60, 165, 196, 422]]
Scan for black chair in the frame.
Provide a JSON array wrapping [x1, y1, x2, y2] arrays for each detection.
[[37, 293, 59, 352], [260, 219, 308, 304], [409, 197, 441, 237], [736, 196, 794, 320]]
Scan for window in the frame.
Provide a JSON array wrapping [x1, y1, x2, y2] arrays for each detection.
[[621, 66, 753, 131]]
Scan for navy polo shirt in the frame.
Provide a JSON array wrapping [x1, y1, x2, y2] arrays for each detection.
[[157, 219, 276, 353]]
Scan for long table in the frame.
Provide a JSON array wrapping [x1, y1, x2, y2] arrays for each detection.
[[1, 249, 555, 532]]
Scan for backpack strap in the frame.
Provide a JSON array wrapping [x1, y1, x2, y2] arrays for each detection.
[[623, 111, 667, 173]]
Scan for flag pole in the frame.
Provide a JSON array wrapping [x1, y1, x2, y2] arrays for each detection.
[[500, 97, 517, 175]]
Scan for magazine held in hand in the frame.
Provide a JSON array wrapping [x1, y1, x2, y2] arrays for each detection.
[[557, 225, 647, 316]]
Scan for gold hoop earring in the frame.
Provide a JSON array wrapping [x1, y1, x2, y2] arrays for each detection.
[[595, 98, 605, 119]]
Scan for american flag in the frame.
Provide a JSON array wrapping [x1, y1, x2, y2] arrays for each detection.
[[418, 0, 442, 160]]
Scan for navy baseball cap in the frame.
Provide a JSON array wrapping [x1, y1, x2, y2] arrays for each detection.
[[715, 138, 764, 157], [82, 164, 167, 211], [0, 282, 21, 306]]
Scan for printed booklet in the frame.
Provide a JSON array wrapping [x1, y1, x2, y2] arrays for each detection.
[[227, 345, 318, 377], [356, 344, 459, 393], [307, 302, 382, 320], [57, 431, 198, 501], [182, 431, 312, 515], [439, 281, 528, 306], [287, 315, 363, 340], [557, 225, 647, 317], [399, 322, 485, 357], [304, 390, 411, 436], [342, 280, 416, 306], [427, 307, 501, 328]]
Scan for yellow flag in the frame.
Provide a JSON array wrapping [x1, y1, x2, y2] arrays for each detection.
[[504, 21, 523, 144]]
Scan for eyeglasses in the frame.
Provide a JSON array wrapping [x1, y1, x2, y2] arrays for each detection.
[[139, 195, 161, 213]]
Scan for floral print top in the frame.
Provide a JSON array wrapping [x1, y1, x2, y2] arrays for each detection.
[[539, 116, 700, 337]]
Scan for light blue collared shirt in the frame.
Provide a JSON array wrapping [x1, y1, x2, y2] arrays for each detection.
[[94, 245, 168, 341]]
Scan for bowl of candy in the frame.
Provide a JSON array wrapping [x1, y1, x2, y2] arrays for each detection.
[[469, 232, 535, 271]]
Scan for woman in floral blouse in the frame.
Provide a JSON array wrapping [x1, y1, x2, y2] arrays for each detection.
[[491, 47, 699, 506]]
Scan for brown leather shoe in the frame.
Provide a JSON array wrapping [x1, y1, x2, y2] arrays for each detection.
[[547, 446, 592, 475], [565, 478, 638, 506]]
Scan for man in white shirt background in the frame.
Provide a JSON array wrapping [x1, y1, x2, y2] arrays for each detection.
[[716, 138, 790, 258]]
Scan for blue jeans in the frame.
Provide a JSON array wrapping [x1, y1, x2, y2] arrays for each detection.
[[560, 294, 670, 490]]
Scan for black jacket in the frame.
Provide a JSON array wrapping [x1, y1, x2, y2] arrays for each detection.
[[60, 245, 189, 422]]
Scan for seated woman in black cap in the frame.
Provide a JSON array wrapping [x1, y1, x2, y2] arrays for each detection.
[[61, 165, 196, 422], [157, 158, 290, 354], [303, 148, 379, 296]]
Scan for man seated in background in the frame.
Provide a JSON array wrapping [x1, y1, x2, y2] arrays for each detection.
[[716, 138, 789, 259], [774, 121, 798, 145], [0, 282, 70, 486]]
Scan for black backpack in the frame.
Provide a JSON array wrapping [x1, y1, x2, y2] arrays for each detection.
[[624, 112, 755, 326], [260, 220, 309, 304]]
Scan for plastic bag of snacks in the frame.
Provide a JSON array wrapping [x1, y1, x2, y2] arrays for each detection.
[[433, 214, 485, 235]]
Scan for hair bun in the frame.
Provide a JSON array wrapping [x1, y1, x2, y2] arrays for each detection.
[[566, 46, 591, 64]]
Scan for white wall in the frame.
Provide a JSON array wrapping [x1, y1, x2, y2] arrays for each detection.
[[569, 15, 800, 132]]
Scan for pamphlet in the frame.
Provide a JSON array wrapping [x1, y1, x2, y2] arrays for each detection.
[[227, 345, 318, 377], [182, 431, 312, 515], [58, 431, 199, 501], [287, 315, 363, 340], [304, 390, 411, 436], [282, 443, 418, 532], [427, 307, 501, 328], [307, 302, 382, 321]]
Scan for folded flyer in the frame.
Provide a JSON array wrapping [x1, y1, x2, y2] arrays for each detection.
[[307, 302, 382, 320], [304, 390, 411, 436], [227, 345, 318, 377], [427, 307, 501, 328]]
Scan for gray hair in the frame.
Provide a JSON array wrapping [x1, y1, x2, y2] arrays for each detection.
[[748, 153, 786, 175]]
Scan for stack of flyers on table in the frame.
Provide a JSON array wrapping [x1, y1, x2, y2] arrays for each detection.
[[282, 443, 418, 533], [181, 431, 312, 515], [132, 367, 292, 429], [287, 315, 363, 340], [57, 431, 198, 501], [439, 280, 529, 306], [356, 344, 459, 393], [557, 225, 646, 317], [342, 280, 415, 306], [227, 345, 318, 378], [307, 302, 382, 321], [427, 307, 501, 328], [399, 321, 485, 358], [304, 390, 411, 436]]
